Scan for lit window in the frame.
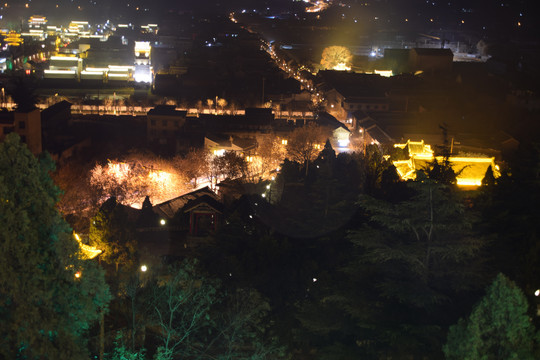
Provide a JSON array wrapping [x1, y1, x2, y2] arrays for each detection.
[[281, 139, 288, 145]]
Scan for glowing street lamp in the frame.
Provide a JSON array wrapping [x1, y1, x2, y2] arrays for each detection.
[[140, 265, 148, 272]]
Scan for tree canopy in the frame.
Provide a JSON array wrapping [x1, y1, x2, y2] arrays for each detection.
[[444, 273, 539, 360], [0, 133, 110, 359]]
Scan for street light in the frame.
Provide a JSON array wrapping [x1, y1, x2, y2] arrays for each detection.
[[140, 265, 147, 272]]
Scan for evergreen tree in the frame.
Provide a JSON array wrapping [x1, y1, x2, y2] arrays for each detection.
[[298, 175, 486, 358], [476, 142, 540, 292], [444, 274, 539, 360], [0, 133, 110, 359]]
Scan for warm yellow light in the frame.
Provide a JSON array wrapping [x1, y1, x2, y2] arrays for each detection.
[[74, 232, 102, 259], [75, 271, 81, 278], [149, 170, 172, 184], [333, 62, 351, 71], [392, 140, 499, 187], [374, 70, 393, 77], [457, 179, 482, 186]]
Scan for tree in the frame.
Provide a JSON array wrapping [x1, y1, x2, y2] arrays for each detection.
[[212, 151, 248, 181], [286, 123, 326, 176], [173, 148, 210, 188], [298, 176, 486, 358], [217, 98, 228, 110], [320, 46, 353, 70], [105, 334, 146, 360], [53, 160, 103, 232], [149, 261, 284, 360], [5, 76, 38, 112], [257, 136, 287, 176], [0, 133, 110, 359], [89, 198, 138, 272], [444, 274, 539, 360], [150, 261, 219, 359]]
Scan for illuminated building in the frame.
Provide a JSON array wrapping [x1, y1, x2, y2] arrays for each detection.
[[43, 38, 153, 84], [68, 21, 90, 35], [134, 41, 151, 65], [2, 30, 23, 47], [392, 140, 500, 187], [204, 134, 257, 158], [28, 15, 47, 29], [44, 55, 82, 79], [140, 24, 158, 34], [134, 41, 153, 83], [0, 53, 12, 73]]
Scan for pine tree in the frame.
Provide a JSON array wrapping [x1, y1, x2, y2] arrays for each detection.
[[444, 274, 539, 360], [0, 133, 110, 359], [301, 176, 486, 358]]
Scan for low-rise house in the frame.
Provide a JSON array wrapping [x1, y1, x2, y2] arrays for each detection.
[[147, 105, 187, 144], [204, 133, 257, 157], [0, 109, 42, 154]]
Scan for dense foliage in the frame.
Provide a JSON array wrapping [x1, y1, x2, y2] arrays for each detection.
[[0, 133, 110, 359]]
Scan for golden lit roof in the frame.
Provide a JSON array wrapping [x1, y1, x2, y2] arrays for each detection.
[[394, 139, 434, 159], [392, 140, 500, 187], [28, 15, 47, 24], [3, 30, 23, 46]]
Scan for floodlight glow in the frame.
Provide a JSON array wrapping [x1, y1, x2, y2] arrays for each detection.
[[374, 70, 393, 77], [338, 139, 350, 147], [85, 67, 109, 72], [50, 56, 79, 61], [108, 73, 128, 78], [134, 68, 152, 83], [44, 70, 76, 74], [134, 41, 151, 53], [81, 70, 104, 75], [108, 65, 134, 70], [333, 63, 351, 71]]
